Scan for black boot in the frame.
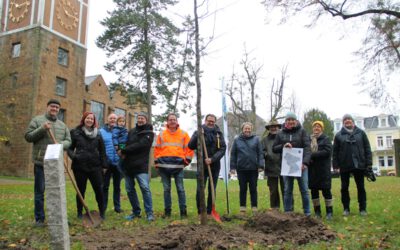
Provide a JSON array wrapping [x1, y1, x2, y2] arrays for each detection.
[[180, 208, 187, 219], [326, 206, 333, 220], [314, 206, 321, 218], [163, 208, 171, 218]]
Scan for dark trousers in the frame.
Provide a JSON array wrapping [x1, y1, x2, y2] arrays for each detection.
[[311, 188, 332, 200], [73, 168, 105, 215], [34, 164, 45, 222], [340, 169, 366, 211], [237, 170, 259, 207], [267, 176, 284, 209], [196, 165, 220, 214], [103, 165, 122, 211]]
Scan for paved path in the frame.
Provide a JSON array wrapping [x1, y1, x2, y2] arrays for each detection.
[[0, 177, 33, 185]]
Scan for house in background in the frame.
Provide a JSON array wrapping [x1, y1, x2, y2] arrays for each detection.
[[333, 114, 399, 172], [364, 114, 399, 171]]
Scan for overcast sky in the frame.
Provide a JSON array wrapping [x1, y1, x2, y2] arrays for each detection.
[[85, 0, 393, 130]]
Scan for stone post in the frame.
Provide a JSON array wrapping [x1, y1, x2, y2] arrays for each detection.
[[44, 144, 70, 249]]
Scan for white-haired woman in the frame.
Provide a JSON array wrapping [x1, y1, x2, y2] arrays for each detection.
[[230, 122, 264, 213]]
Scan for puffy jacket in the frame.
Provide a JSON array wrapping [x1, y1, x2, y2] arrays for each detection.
[[308, 133, 332, 189], [332, 126, 372, 172], [67, 127, 107, 172], [188, 125, 226, 170], [122, 123, 154, 177], [272, 123, 311, 166], [25, 114, 71, 165], [154, 126, 194, 169], [112, 126, 128, 149], [230, 134, 264, 171], [262, 133, 281, 177], [99, 124, 120, 166]]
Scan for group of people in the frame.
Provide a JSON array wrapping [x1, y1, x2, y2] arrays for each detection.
[[25, 99, 372, 227], [258, 112, 372, 219]]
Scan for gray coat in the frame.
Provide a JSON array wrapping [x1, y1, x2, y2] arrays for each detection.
[[230, 134, 264, 171]]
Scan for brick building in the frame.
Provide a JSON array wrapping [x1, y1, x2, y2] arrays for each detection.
[[0, 0, 142, 177]]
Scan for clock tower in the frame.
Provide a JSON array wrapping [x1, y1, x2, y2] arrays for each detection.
[[0, 0, 89, 176]]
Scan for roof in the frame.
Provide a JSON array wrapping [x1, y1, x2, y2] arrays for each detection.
[[84, 75, 101, 86]]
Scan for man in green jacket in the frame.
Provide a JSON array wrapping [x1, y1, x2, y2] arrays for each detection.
[[25, 99, 71, 226]]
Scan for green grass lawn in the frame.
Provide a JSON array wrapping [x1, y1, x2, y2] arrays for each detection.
[[1, 175, 399, 249]]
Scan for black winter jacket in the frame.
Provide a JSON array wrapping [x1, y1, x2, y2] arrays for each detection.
[[188, 125, 226, 170], [230, 134, 264, 171], [262, 133, 281, 177], [121, 123, 154, 177], [308, 133, 332, 189], [332, 126, 372, 172], [272, 123, 311, 166], [68, 127, 107, 173]]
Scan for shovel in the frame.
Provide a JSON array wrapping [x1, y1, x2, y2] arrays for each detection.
[[200, 131, 222, 223], [48, 129, 102, 227]]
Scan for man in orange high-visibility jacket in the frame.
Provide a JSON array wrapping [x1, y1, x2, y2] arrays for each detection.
[[154, 113, 194, 218]]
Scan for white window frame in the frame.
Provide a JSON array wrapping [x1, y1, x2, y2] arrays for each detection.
[[57, 47, 69, 66], [387, 156, 394, 167], [12, 43, 21, 58], [377, 136, 384, 148], [55, 77, 67, 96]]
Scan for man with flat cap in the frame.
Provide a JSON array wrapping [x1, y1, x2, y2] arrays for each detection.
[[25, 99, 71, 227], [262, 120, 284, 209]]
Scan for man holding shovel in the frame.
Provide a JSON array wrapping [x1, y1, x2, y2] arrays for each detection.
[[25, 99, 71, 227], [188, 114, 226, 218]]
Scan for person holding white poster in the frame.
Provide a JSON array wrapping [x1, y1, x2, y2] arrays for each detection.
[[273, 112, 311, 216]]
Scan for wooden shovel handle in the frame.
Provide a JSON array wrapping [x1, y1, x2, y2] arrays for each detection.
[[200, 130, 217, 206]]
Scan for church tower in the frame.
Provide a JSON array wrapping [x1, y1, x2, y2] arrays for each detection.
[[0, 0, 89, 176]]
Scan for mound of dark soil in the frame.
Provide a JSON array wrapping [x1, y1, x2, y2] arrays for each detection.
[[74, 210, 335, 249]]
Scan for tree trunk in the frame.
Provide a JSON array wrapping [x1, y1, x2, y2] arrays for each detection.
[[194, 0, 207, 225], [144, 4, 152, 122]]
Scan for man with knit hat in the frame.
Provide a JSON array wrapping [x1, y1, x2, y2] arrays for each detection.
[[121, 112, 155, 221], [262, 120, 284, 209], [25, 99, 71, 226], [333, 114, 372, 216], [308, 121, 333, 219]]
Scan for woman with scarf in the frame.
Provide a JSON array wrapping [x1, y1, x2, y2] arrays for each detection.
[[308, 121, 333, 219], [68, 112, 107, 219], [230, 122, 264, 213], [188, 114, 226, 216]]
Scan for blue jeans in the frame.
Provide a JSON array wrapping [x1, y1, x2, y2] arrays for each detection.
[[125, 173, 153, 216], [103, 165, 122, 211], [283, 168, 310, 215], [158, 168, 186, 211], [34, 164, 45, 222]]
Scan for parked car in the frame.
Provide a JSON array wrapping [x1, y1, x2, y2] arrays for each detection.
[[388, 170, 396, 176], [372, 166, 381, 177]]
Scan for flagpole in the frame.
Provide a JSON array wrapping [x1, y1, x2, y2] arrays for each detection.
[[221, 77, 230, 214]]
